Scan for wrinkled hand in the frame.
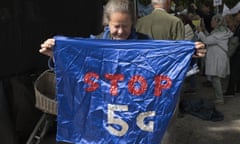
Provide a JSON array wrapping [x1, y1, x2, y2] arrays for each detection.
[[39, 38, 55, 58], [193, 41, 206, 58]]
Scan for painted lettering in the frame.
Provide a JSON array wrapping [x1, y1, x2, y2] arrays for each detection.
[[105, 74, 124, 96], [154, 75, 172, 96], [128, 75, 147, 96], [84, 72, 172, 96]]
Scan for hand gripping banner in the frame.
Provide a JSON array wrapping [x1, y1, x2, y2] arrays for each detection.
[[53, 36, 195, 144]]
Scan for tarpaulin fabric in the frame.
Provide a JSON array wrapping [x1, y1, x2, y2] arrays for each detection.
[[53, 36, 195, 144]]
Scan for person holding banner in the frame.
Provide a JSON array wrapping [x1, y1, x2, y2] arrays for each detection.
[[40, 0, 206, 58], [39, 0, 206, 143]]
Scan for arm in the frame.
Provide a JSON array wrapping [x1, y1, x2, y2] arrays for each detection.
[[198, 32, 218, 46]]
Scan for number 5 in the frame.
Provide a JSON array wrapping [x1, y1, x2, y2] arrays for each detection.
[[106, 104, 156, 136], [106, 104, 129, 136]]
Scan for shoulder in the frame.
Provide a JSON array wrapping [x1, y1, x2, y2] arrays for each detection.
[[137, 13, 153, 23], [136, 32, 151, 40], [159, 11, 183, 23]]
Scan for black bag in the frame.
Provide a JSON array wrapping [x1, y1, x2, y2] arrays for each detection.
[[179, 98, 224, 121]]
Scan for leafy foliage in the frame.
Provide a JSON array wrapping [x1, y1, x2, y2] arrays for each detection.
[[175, 0, 239, 9]]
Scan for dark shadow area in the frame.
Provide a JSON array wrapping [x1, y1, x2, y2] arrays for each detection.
[[0, 0, 104, 144]]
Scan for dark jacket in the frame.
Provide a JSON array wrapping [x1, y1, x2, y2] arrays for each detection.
[[234, 24, 240, 55]]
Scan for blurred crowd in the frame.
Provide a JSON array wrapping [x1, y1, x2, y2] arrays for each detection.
[[169, 1, 240, 105]]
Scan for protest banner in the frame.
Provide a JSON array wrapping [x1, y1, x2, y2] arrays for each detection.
[[54, 36, 195, 144]]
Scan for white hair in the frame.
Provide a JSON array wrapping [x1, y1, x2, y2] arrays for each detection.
[[151, 0, 167, 5], [212, 14, 227, 27], [103, 0, 135, 26]]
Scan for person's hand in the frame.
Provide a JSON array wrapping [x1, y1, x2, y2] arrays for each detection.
[[196, 25, 204, 32], [193, 41, 206, 58], [39, 38, 55, 58]]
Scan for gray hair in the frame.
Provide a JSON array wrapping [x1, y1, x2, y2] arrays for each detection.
[[212, 14, 227, 27], [103, 0, 136, 26], [211, 14, 229, 33]]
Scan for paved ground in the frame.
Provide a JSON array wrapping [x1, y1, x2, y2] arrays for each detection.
[[171, 74, 240, 144], [38, 74, 240, 144]]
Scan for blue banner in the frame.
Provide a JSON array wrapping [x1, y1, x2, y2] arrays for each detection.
[[54, 36, 195, 144]]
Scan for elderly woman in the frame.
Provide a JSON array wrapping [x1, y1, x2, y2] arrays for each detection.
[[197, 14, 233, 104], [40, 0, 206, 58]]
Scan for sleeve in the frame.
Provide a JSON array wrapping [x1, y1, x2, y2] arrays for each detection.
[[184, 24, 194, 40], [174, 20, 185, 40], [197, 32, 218, 46]]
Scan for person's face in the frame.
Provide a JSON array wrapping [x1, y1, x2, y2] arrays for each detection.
[[211, 18, 217, 28], [108, 12, 132, 40]]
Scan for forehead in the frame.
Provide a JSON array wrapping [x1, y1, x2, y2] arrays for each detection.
[[109, 12, 132, 23]]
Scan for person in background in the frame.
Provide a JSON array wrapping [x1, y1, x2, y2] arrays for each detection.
[[176, 13, 196, 40], [197, 14, 233, 104], [39, 0, 206, 143], [191, 2, 215, 33], [187, 2, 201, 23], [136, 0, 185, 40]]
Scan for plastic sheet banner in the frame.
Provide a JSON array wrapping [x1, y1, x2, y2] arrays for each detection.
[[54, 36, 195, 144]]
